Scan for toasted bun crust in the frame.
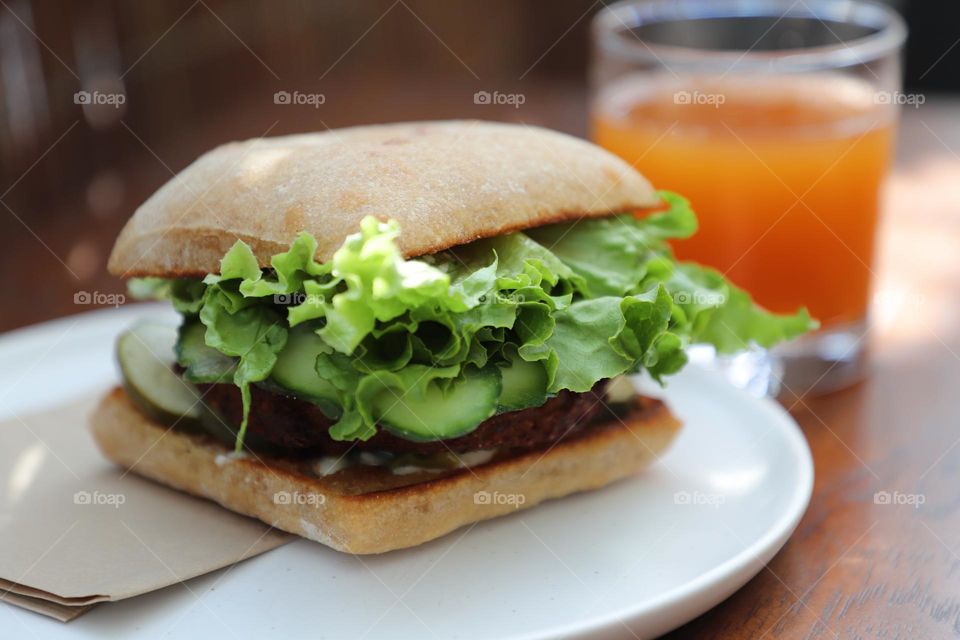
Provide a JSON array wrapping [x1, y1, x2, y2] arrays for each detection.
[[90, 388, 680, 554], [107, 121, 658, 277]]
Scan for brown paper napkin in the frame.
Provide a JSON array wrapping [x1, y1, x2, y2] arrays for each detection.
[[0, 395, 291, 621]]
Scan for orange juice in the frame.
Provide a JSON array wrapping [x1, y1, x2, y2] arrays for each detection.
[[592, 75, 895, 327]]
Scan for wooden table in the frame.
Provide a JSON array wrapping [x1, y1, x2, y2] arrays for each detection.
[[3, 94, 959, 638]]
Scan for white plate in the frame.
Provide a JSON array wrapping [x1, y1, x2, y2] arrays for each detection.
[[0, 305, 813, 640]]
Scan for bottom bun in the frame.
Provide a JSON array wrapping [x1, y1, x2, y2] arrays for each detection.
[[90, 388, 681, 554]]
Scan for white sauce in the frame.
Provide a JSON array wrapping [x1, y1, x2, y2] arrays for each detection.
[[214, 451, 249, 466], [310, 449, 498, 476], [313, 456, 351, 477], [605, 375, 636, 403]]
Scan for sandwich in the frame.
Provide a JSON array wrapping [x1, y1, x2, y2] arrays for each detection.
[[91, 120, 812, 554]]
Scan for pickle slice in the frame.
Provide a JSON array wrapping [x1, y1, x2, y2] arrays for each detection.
[[117, 323, 203, 426]]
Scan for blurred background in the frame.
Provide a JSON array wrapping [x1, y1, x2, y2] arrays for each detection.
[[0, 0, 957, 331]]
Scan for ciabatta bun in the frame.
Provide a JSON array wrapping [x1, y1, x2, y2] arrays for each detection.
[[90, 388, 680, 554], [107, 120, 658, 277]]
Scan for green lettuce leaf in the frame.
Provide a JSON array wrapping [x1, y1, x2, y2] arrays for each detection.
[[129, 191, 816, 450], [525, 191, 696, 297], [199, 287, 287, 452]]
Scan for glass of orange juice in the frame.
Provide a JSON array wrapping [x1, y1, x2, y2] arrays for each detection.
[[591, 0, 905, 396]]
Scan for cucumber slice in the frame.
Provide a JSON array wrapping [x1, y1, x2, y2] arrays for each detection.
[[117, 323, 203, 426], [375, 366, 502, 442], [497, 355, 549, 412], [271, 325, 341, 413], [176, 321, 236, 383]]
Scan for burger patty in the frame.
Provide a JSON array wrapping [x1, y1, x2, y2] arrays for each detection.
[[196, 380, 612, 456]]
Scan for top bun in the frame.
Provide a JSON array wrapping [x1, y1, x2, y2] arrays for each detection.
[[108, 120, 658, 277]]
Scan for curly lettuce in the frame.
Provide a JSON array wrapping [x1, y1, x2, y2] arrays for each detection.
[[133, 191, 814, 451]]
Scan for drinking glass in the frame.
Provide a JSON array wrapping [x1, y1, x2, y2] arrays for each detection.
[[590, 0, 906, 395]]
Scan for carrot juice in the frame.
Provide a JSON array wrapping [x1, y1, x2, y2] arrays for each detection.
[[592, 75, 895, 327]]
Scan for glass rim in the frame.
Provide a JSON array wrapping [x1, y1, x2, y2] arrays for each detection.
[[593, 0, 907, 71]]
